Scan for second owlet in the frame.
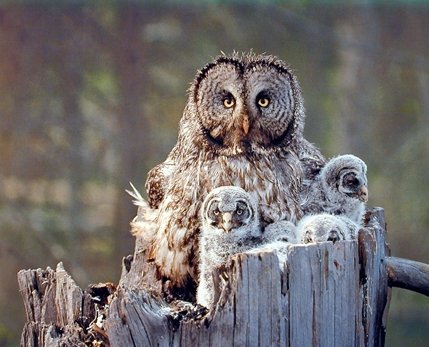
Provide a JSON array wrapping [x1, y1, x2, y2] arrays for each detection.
[[197, 186, 261, 308], [143, 53, 322, 290], [296, 213, 359, 243], [301, 154, 369, 224]]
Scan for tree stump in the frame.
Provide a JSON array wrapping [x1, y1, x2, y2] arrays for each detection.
[[17, 208, 428, 346]]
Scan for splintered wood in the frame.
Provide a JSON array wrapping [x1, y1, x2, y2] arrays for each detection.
[[18, 263, 96, 347], [19, 209, 392, 347], [104, 209, 390, 346]]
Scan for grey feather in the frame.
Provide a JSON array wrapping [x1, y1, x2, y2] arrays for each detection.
[[197, 186, 261, 307], [301, 154, 368, 225], [141, 52, 325, 290], [296, 213, 360, 244]]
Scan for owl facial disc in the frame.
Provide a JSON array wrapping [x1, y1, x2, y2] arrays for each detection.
[[339, 171, 368, 202], [202, 186, 256, 234], [192, 54, 305, 154]]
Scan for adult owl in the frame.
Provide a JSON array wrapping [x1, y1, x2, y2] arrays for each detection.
[[197, 186, 261, 307], [144, 52, 322, 291], [301, 154, 368, 224], [296, 213, 359, 243]]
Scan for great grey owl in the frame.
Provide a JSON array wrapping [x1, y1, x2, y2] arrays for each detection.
[[142, 52, 323, 291], [301, 154, 368, 224], [197, 186, 261, 308], [296, 213, 359, 243]]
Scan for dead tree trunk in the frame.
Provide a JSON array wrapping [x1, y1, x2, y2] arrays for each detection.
[[17, 208, 429, 347]]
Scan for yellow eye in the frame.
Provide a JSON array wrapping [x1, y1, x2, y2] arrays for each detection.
[[258, 97, 270, 108], [223, 97, 235, 108]]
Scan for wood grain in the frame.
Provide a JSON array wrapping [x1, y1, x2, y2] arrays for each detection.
[[20, 208, 429, 346]]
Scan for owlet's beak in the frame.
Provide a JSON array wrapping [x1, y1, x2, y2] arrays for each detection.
[[221, 212, 233, 232], [358, 185, 369, 202]]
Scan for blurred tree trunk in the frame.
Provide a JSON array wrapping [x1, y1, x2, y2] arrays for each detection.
[[111, 5, 151, 270], [59, 11, 90, 283], [417, 58, 429, 123], [333, 7, 379, 156]]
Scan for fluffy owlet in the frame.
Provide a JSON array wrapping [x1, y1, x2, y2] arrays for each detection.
[[197, 186, 261, 308], [247, 220, 298, 267], [301, 154, 368, 224], [296, 213, 359, 243], [262, 220, 298, 243], [143, 52, 323, 290]]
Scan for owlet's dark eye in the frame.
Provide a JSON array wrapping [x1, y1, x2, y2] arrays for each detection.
[[236, 208, 243, 216], [213, 209, 220, 216], [344, 173, 359, 187], [223, 96, 235, 108], [257, 97, 270, 108]]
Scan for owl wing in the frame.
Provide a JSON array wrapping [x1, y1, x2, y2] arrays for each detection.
[[145, 155, 176, 209], [300, 175, 326, 216], [298, 138, 326, 180], [126, 183, 157, 239]]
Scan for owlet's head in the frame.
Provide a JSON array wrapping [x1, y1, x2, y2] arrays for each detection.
[[201, 186, 259, 238], [322, 154, 369, 203], [297, 214, 349, 244]]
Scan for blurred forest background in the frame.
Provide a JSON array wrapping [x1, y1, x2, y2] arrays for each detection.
[[0, 1, 428, 346]]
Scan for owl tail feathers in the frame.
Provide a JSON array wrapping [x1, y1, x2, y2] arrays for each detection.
[[126, 182, 157, 239]]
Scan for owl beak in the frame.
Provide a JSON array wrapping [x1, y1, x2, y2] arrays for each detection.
[[242, 116, 250, 135], [234, 110, 250, 136], [222, 212, 233, 232], [358, 185, 369, 202]]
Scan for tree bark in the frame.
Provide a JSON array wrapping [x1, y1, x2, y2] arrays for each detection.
[[18, 208, 429, 346], [18, 263, 96, 347], [386, 257, 429, 296]]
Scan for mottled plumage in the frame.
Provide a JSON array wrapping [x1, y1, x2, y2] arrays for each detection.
[[299, 138, 326, 181], [247, 220, 297, 266], [296, 213, 359, 243], [301, 154, 368, 224], [126, 182, 157, 240], [197, 186, 261, 308], [144, 52, 322, 289], [262, 220, 298, 243]]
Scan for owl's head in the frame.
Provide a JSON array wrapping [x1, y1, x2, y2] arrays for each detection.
[[298, 214, 348, 243], [322, 154, 368, 202], [201, 186, 260, 238], [190, 53, 305, 155]]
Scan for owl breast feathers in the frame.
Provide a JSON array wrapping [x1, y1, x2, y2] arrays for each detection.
[[143, 52, 323, 289]]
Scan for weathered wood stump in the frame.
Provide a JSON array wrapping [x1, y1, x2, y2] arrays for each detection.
[[17, 208, 429, 347]]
